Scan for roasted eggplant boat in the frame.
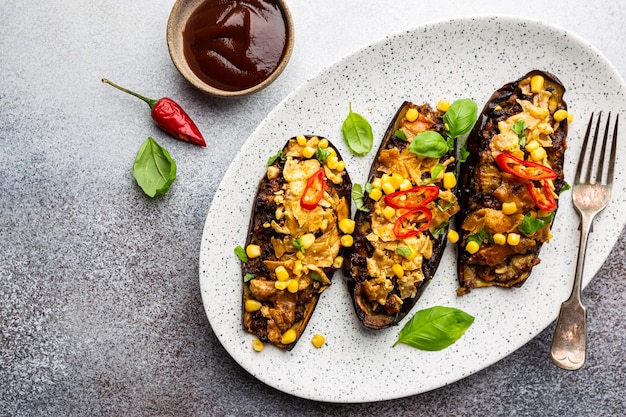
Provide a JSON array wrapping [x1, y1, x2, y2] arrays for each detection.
[[344, 102, 464, 329], [241, 135, 352, 350], [456, 70, 569, 295]]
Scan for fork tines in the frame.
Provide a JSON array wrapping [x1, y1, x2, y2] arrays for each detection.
[[576, 112, 619, 187]]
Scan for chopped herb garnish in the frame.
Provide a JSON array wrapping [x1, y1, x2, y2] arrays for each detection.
[[267, 149, 286, 166], [234, 246, 248, 262], [511, 120, 528, 147], [244, 273, 256, 282], [436, 200, 456, 212], [561, 182, 571, 192], [458, 146, 470, 163], [310, 273, 322, 282], [352, 183, 369, 212], [432, 220, 449, 237], [394, 129, 408, 141], [315, 147, 331, 163], [467, 228, 486, 246], [395, 246, 413, 259], [519, 212, 555, 235], [430, 163, 445, 183], [292, 237, 305, 253]]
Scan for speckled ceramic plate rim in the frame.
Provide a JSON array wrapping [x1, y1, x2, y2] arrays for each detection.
[[199, 16, 626, 403]]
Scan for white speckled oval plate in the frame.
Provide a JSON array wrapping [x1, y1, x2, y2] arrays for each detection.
[[199, 16, 626, 402]]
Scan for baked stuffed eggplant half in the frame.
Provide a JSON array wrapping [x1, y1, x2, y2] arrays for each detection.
[[344, 101, 468, 329], [456, 70, 569, 295], [241, 135, 352, 350]]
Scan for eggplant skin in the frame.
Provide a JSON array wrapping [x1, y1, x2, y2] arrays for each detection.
[[456, 70, 568, 295], [344, 102, 460, 329], [241, 136, 352, 350]]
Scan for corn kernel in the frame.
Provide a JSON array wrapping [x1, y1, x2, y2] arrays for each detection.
[[296, 251, 304, 260], [531, 75, 544, 93], [296, 135, 307, 146], [437, 99, 451, 112], [281, 329, 297, 345], [390, 173, 404, 189], [318, 138, 329, 148], [326, 155, 339, 170], [528, 211, 537, 219], [530, 147, 547, 162], [507, 233, 521, 246], [493, 233, 506, 245], [336, 160, 346, 172], [553, 109, 568, 122], [382, 206, 396, 220], [245, 299, 262, 312], [274, 280, 288, 290], [392, 263, 404, 278], [525, 140, 540, 153], [494, 105, 503, 111], [287, 279, 299, 293], [382, 182, 396, 195], [399, 179, 413, 191], [369, 188, 383, 201], [502, 202, 517, 215], [371, 177, 382, 189], [466, 241, 480, 254], [381, 173, 391, 184], [328, 147, 337, 157], [447, 229, 459, 243], [246, 244, 261, 258], [300, 233, 316, 249], [311, 333, 325, 348], [339, 218, 356, 234], [443, 172, 457, 189], [302, 146, 316, 159], [340, 235, 354, 247], [252, 339, 264, 352], [567, 113, 574, 124], [293, 260, 303, 276], [275, 265, 290, 281], [405, 108, 419, 122], [332, 256, 344, 269]]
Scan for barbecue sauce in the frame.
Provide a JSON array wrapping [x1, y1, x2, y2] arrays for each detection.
[[182, 0, 289, 92]]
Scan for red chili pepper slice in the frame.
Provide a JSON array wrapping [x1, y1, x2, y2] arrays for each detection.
[[384, 185, 439, 209], [495, 153, 557, 181], [393, 207, 433, 239], [300, 168, 327, 210], [526, 180, 557, 212], [102, 79, 206, 147]]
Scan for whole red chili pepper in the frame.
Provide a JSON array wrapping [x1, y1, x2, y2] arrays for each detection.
[[102, 78, 206, 147]]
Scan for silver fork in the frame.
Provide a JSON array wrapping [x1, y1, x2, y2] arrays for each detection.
[[550, 112, 619, 370]]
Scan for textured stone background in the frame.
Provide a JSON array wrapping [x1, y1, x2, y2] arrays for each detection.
[[1, 0, 624, 416]]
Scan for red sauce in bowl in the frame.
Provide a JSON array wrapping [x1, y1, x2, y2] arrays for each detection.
[[182, 0, 289, 92]]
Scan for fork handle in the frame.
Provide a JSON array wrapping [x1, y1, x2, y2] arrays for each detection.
[[549, 213, 593, 370]]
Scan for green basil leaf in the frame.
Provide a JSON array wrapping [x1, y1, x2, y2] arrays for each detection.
[[352, 183, 369, 212], [395, 246, 413, 259], [560, 182, 571, 192], [393, 306, 474, 351], [443, 98, 478, 139], [244, 273, 256, 282], [132, 137, 176, 197], [310, 273, 322, 282], [430, 163, 445, 183], [394, 129, 408, 141], [342, 103, 374, 156], [518, 212, 555, 235], [267, 149, 286, 166], [458, 146, 470, 163], [234, 246, 248, 262], [408, 131, 449, 158]]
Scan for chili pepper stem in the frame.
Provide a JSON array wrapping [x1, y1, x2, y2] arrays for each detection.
[[101, 78, 158, 109]]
